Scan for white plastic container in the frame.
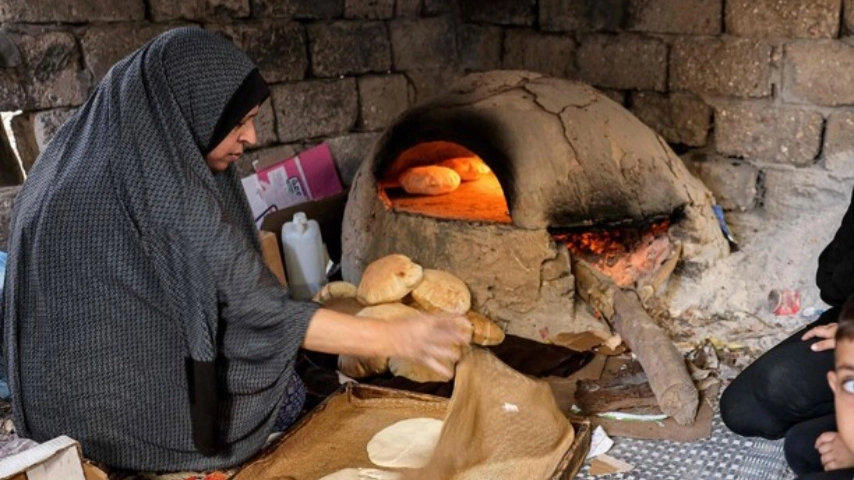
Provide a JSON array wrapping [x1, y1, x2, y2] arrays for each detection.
[[281, 212, 327, 300]]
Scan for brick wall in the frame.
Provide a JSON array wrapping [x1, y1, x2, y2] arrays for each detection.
[[0, 0, 852, 215]]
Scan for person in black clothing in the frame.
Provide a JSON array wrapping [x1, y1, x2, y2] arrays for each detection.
[[720, 191, 854, 479]]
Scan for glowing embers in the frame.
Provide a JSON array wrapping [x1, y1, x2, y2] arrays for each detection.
[[379, 141, 511, 224], [555, 220, 672, 288]]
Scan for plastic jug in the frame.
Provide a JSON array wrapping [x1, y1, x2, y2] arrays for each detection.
[[281, 212, 327, 300]]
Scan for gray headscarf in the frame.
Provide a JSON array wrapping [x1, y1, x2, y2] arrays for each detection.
[[3, 27, 318, 470]]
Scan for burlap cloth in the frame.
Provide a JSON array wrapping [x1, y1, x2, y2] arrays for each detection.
[[233, 348, 579, 479]]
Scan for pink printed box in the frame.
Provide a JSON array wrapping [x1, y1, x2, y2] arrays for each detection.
[[241, 144, 343, 226]]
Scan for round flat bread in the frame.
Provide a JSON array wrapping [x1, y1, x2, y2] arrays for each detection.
[[399, 165, 461, 195], [439, 156, 491, 181], [357, 254, 424, 305], [319, 468, 402, 480], [367, 418, 443, 468], [411, 269, 471, 314]]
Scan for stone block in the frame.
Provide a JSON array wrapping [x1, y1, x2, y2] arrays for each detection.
[[539, 0, 626, 33], [783, 41, 854, 106], [459, 0, 536, 26], [0, 31, 21, 68], [10, 107, 75, 171], [404, 67, 463, 104], [682, 152, 758, 211], [0, 120, 21, 186], [345, 0, 394, 19], [578, 34, 667, 91], [0, 70, 26, 112], [357, 74, 409, 131], [9, 113, 35, 171], [395, 0, 422, 16], [422, 0, 457, 15], [309, 21, 391, 77], [630, 92, 711, 147], [627, 0, 721, 35], [823, 112, 854, 172], [81, 23, 172, 83], [670, 37, 772, 98], [210, 22, 307, 84], [456, 24, 502, 72], [15, 31, 90, 110], [0, 0, 144, 22], [600, 89, 626, 106], [326, 132, 381, 185], [715, 102, 823, 166], [502, 30, 576, 78], [389, 17, 457, 71], [253, 0, 343, 19], [272, 79, 358, 143], [149, 0, 249, 21], [254, 100, 277, 148], [726, 0, 840, 39]]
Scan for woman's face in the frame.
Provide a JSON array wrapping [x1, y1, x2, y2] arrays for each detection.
[[205, 105, 260, 173]]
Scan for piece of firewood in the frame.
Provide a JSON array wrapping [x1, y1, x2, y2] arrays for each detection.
[[572, 257, 699, 425]]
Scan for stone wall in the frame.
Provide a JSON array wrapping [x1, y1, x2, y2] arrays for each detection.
[[0, 0, 852, 216]]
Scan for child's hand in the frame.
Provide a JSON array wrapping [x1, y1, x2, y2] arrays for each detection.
[[802, 323, 838, 352], [816, 430, 854, 471]]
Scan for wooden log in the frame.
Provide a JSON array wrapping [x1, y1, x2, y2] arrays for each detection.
[[571, 257, 699, 425]]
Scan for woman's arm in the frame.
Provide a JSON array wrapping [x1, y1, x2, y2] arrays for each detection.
[[303, 308, 472, 377]]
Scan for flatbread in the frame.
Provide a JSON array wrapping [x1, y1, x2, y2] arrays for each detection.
[[399, 166, 461, 195], [319, 468, 402, 480], [357, 254, 424, 305], [411, 269, 471, 315], [438, 157, 491, 181], [367, 418, 444, 468]]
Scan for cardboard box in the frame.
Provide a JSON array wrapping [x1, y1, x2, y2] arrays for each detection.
[[260, 190, 349, 266], [259, 230, 287, 286], [0, 436, 98, 480], [242, 144, 344, 227]]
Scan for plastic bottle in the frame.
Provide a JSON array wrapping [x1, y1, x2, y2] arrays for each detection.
[[281, 212, 327, 300]]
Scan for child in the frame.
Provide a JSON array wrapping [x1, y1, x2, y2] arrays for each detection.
[[785, 295, 854, 479]]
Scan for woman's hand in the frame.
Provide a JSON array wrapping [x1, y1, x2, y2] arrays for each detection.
[[802, 323, 838, 352], [302, 308, 472, 377], [385, 312, 473, 378]]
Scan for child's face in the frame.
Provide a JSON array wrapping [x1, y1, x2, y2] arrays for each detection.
[[829, 337, 854, 451]]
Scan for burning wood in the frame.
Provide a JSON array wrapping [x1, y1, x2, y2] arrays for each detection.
[[556, 221, 671, 288], [571, 256, 699, 425]]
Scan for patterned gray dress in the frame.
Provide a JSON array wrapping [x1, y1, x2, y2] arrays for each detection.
[[1, 28, 319, 471]]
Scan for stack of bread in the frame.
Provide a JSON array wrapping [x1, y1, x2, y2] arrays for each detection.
[[312, 253, 505, 383], [397, 157, 492, 196]]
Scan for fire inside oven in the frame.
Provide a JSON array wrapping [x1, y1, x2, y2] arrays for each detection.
[[378, 141, 511, 224]]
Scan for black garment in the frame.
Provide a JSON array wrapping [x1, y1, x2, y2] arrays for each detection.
[[720, 307, 837, 439], [3, 28, 318, 471], [786, 413, 837, 475], [797, 470, 854, 480], [817, 186, 854, 306], [790, 419, 854, 480], [205, 68, 269, 154]]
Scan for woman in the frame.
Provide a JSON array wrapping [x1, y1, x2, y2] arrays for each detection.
[[721, 185, 854, 476], [1, 28, 469, 472]]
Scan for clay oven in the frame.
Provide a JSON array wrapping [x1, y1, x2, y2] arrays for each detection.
[[342, 71, 728, 342]]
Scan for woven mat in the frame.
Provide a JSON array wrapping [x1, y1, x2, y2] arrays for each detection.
[[0, 391, 797, 480], [577, 410, 794, 480]]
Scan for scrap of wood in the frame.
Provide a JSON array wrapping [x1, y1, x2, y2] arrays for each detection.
[[588, 454, 634, 475], [572, 257, 699, 425]]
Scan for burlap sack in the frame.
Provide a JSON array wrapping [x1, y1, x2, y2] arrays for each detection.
[[404, 348, 576, 480]]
